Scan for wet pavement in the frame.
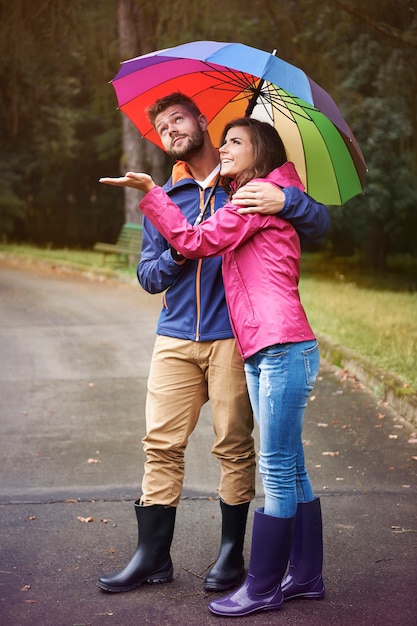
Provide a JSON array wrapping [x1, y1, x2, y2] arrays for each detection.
[[1, 258, 416, 626]]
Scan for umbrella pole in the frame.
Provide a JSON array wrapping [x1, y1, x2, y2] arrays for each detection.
[[244, 49, 277, 117], [245, 78, 264, 117]]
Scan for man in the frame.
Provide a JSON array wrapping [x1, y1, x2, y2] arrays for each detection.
[[98, 93, 330, 594]]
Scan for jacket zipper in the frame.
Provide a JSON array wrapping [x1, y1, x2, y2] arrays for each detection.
[[194, 190, 216, 341]]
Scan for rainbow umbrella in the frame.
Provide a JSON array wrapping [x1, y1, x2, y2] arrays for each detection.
[[111, 40, 367, 205]]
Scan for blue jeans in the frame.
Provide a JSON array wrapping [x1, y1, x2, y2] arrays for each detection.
[[244, 340, 320, 518]]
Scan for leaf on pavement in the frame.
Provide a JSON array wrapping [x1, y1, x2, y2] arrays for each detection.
[[77, 516, 94, 523]]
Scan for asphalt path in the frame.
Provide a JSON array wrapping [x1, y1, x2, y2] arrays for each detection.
[[1, 258, 416, 626]]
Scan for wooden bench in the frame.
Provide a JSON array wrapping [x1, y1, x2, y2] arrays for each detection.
[[94, 222, 142, 266]]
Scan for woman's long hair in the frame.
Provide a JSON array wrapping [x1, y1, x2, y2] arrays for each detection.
[[220, 117, 287, 198]]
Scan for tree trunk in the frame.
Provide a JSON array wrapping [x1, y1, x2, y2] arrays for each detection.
[[117, 0, 166, 223], [362, 224, 388, 271]]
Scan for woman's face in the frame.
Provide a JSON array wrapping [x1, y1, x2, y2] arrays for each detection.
[[219, 126, 254, 179]]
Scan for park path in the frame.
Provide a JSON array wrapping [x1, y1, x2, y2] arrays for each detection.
[[1, 259, 416, 626]]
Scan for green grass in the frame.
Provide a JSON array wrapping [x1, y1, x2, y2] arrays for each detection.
[[299, 253, 417, 390], [299, 276, 417, 390], [1, 244, 416, 390], [0, 243, 138, 277]]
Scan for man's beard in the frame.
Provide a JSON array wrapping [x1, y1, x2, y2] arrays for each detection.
[[167, 127, 205, 162]]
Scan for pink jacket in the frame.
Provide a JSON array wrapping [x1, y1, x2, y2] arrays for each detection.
[[140, 162, 316, 359]]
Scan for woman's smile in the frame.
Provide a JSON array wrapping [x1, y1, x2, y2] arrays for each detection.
[[219, 127, 254, 179]]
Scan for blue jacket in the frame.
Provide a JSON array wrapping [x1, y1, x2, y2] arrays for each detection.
[[137, 161, 330, 342]]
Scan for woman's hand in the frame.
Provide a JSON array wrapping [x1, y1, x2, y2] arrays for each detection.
[[99, 172, 156, 193]]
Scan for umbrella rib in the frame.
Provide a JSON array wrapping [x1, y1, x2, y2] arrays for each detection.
[[200, 61, 259, 96], [200, 61, 321, 122]]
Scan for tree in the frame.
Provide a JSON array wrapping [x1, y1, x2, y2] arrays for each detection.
[[0, 0, 415, 265], [116, 0, 167, 224], [297, 0, 417, 268], [0, 0, 125, 245]]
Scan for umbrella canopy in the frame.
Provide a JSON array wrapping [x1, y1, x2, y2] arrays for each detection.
[[111, 40, 367, 205]]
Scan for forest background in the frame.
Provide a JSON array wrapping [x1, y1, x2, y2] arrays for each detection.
[[1, 0, 416, 274]]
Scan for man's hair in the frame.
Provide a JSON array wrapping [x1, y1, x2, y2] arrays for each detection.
[[220, 117, 288, 196], [146, 92, 202, 127]]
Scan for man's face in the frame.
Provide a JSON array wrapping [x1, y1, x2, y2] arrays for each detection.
[[154, 104, 205, 161]]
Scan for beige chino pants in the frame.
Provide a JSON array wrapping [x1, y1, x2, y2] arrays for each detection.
[[140, 335, 256, 507]]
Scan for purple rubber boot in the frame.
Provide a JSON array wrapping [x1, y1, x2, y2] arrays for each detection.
[[208, 508, 294, 617], [281, 497, 325, 600]]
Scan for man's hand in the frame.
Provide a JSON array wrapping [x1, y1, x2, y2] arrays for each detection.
[[232, 181, 286, 215], [99, 172, 156, 193]]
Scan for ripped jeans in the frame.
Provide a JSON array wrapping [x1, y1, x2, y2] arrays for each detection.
[[244, 340, 320, 519]]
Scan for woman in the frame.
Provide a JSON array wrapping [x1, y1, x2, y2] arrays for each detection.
[[100, 117, 325, 617]]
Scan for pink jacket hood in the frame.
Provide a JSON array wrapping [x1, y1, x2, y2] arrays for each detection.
[[140, 163, 315, 359]]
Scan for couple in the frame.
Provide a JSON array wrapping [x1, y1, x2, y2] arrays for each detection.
[[98, 92, 328, 617]]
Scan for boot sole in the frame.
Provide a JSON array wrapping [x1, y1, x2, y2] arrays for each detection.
[[284, 590, 325, 601], [209, 599, 284, 617], [97, 570, 173, 593], [204, 577, 243, 592]]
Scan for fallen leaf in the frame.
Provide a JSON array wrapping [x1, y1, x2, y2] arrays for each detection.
[[309, 395, 316, 402], [100, 518, 112, 524], [20, 585, 31, 592], [389, 434, 398, 439], [411, 456, 417, 461], [401, 484, 411, 489], [77, 516, 94, 523], [65, 499, 78, 504], [95, 611, 114, 617], [335, 523, 355, 530], [87, 458, 101, 464], [28, 516, 37, 521], [322, 451, 340, 457], [317, 422, 328, 427], [408, 437, 417, 444], [336, 477, 344, 481]]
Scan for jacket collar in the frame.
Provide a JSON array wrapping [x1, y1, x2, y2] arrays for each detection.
[[172, 161, 220, 187]]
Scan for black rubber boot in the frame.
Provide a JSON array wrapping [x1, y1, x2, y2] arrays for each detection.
[[281, 497, 325, 600], [97, 502, 176, 593], [204, 499, 249, 592]]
